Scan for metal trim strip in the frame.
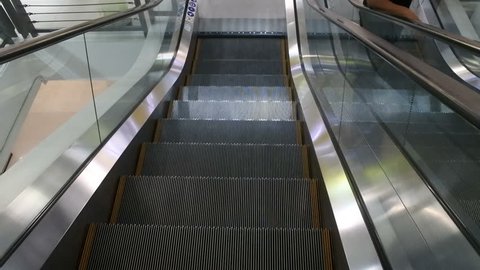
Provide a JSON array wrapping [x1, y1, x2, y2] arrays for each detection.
[[285, 0, 383, 268]]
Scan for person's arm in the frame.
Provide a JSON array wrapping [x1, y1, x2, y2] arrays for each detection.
[[367, 0, 419, 21]]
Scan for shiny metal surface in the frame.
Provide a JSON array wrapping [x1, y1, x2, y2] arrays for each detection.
[[0, 0, 197, 268], [301, 0, 480, 267], [350, 0, 480, 91], [307, 0, 480, 128], [420, 0, 480, 90], [348, 0, 480, 50], [286, 0, 383, 268]]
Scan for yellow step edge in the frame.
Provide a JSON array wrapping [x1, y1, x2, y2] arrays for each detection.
[[135, 144, 147, 176], [296, 121, 303, 145], [78, 224, 97, 270], [310, 180, 321, 228], [302, 146, 310, 178], [191, 38, 202, 74], [153, 119, 164, 143], [322, 229, 334, 270], [109, 176, 127, 224]]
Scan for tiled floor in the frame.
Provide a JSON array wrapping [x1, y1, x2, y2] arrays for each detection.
[[9, 79, 110, 166]]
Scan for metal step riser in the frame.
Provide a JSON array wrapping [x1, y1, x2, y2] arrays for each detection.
[[169, 101, 296, 121], [198, 38, 283, 60], [195, 60, 284, 75], [140, 143, 308, 178], [158, 120, 300, 144], [187, 75, 287, 87], [180, 86, 291, 101], [84, 225, 326, 270], [116, 176, 315, 227]]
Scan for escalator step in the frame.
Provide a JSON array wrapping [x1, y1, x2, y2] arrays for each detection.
[[169, 101, 296, 120], [187, 74, 288, 86], [81, 224, 327, 270], [198, 38, 283, 60], [157, 119, 301, 144], [138, 143, 309, 178], [194, 60, 284, 74], [113, 176, 317, 227], [179, 86, 292, 101], [198, 18, 286, 35]]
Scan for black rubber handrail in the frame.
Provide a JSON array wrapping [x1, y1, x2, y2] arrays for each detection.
[[305, 0, 480, 128], [347, 0, 480, 53], [0, 0, 163, 65]]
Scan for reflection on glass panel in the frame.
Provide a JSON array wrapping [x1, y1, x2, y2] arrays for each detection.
[[0, 0, 182, 261], [359, 9, 480, 91], [85, 0, 182, 141], [304, 4, 480, 267], [0, 34, 100, 258]]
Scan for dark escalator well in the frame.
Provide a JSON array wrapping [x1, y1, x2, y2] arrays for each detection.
[[77, 37, 335, 269]]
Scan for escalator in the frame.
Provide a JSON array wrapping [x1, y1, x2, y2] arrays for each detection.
[[3, 0, 480, 269], [78, 37, 333, 269]]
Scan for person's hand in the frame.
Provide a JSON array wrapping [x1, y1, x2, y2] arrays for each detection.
[[402, 9, 419, 21]]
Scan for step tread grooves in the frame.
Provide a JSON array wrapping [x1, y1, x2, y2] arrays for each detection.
[[180, 86, 292, 101], [87, 225, 325, 270], [117, 176, 315, 227], [187, 74, 288, 86], [140, 143, 306, 178], [158, 119, 299, 144], [198, 38, 283, 60], [170, 101, 296, 120], [195, 59, 284, 74]]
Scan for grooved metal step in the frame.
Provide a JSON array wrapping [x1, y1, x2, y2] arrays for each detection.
[[169, 101, 296, 120], [187, 74, 288, 86], [198, 18, 287, 34], [157, 119, 300, 144], [198, 38, 283, 60], [139, 143, 308, 178], [180, 86, 292, 101], [82, 224, 326, 270], [114, 176, 317, 227], [194, 60, 284, 74]]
